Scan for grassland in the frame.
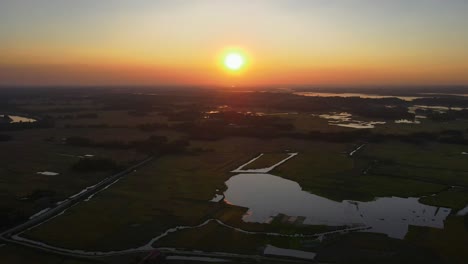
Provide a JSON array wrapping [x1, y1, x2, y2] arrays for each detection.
[[273, 140, 468, 204], [0, 129, 145, 228], [285, 113, 353, 133], [0, 244, 100, 264], [53, 110, 168, 128], [419, 187, 468, 210], [23, 152, 241, 250], [314, 232, 442, 264], [405, 215, 468, 264], [363, 142, 468, 187], [373, 118, 468, 135], [153, 220, 316, 255], [6, 133, 463, 259], [3, 91, 468, 262], [21, 136, 466, 254], [22, 138, 343, 251]]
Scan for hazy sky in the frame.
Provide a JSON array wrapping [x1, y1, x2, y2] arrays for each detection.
[[1, 0, 468, 86]]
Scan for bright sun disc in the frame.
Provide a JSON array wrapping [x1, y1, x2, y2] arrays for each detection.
[[224, 53, 245, 71]]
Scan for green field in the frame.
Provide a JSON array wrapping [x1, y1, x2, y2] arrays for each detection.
[[22, 138, 345, 251], [419, 187, 468, 210], [153, 220, 316, 255], [23, 151, 241, 250], [362, 142, 468, 187], [0, 244, 100, 264], [20, 136, 468, 254], [272, 140, 468, 203], [2, 91, 468, 263], [314, 232, 442, 264], [405, 215, 468, 264], [0, 129, 145, 227]]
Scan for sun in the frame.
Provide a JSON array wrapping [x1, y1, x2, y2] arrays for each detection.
[[224, 52, 245, 71], [218, 47, 250, 75]]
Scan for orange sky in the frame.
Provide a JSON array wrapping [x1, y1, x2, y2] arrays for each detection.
[[1, 0, 468, 87]]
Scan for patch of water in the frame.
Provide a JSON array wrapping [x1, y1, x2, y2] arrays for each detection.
[[457, 206, 468, 216], [0, 114, 37, 123], [210, 194, 224, 202], [408, 105, 466, 114], [10, 116, 36, 123], [333, 122, 386, 129], [37, 171, 59, 176], [395, 119, 421, 124], [317, 112, 387, 129], [223, 173, 451, 239]]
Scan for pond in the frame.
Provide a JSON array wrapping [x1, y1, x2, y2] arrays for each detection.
[[37, 171, 60, 176], [1, 114, 37, 123], [395, 119, 421, 124], [316, 112, 387, 129], [221, 173, 451, 239], [317, 111, 427, 128]]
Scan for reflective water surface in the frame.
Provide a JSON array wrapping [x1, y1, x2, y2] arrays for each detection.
[[223, 173, 451, 239], [317, 112, 387, 129], [8, 115, 37, 123], [408, 105, 466, 114], [294, 92, 421, 101]]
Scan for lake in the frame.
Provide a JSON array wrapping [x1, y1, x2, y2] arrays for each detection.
[[1, 114, 37, 123], [294, 92, 422, 101], [222, 173, 450, 239]]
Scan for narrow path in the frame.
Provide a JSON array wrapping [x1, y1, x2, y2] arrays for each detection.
[[349, 144, 365, 157], [5, 218, 368, 260], [232, 153, 298, 173]]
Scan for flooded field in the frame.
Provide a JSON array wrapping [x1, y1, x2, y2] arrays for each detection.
[[294, 92, 422, 101], [408, 105, 467, 114], [219, 153, 452, 239], [315, 108, 436, 129], [222, 173, 450, 239], [316, 112, 387, 129], [395, 119, 421, 124], [1, 114, 37, 123], [36, 171, 60, 176]]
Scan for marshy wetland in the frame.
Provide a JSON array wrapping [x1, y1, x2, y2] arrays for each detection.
[[1, 87, 468, 263]]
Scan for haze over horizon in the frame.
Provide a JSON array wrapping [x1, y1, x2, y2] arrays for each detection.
[[1, 0, 468, 87]]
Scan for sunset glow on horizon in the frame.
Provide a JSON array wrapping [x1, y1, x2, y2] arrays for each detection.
[[1, 0, 468, 87]]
